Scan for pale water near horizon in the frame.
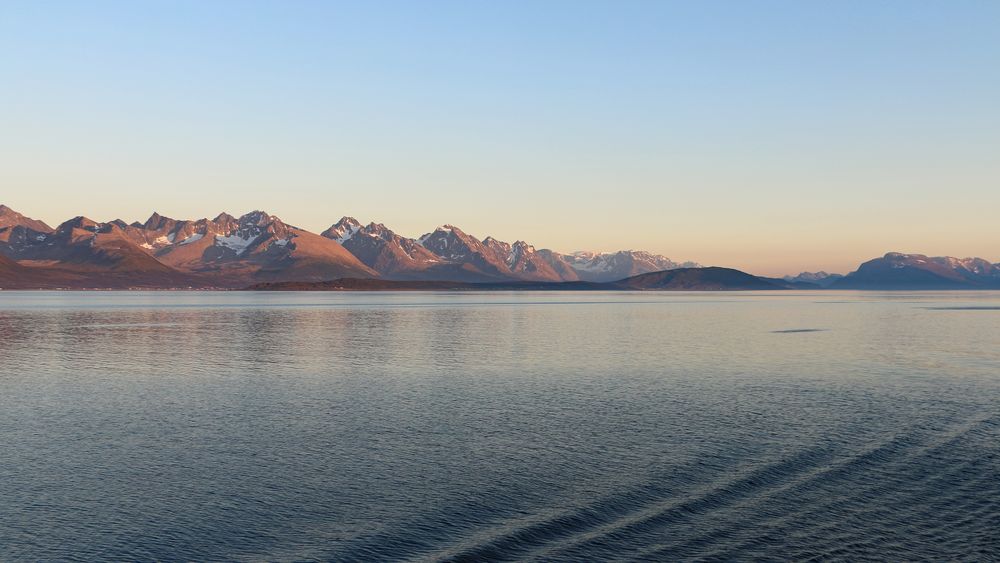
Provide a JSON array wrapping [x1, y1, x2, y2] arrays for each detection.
[[1, 291, 998, 561]]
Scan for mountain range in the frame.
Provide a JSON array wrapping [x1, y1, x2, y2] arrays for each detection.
[[3, 205, 998, 290], [0, 205, 699, 289]]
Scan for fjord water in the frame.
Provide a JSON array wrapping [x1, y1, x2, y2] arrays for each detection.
[[1, 291, 998, 561]]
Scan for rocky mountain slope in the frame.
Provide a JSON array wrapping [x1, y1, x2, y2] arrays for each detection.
[[322, 217, 692, 283], [321, 219, 493, 282], [0, 207, 375, 287], [133, 211, 377, 284], [5, 205, 696, 288], [0, 204, 52, 232]]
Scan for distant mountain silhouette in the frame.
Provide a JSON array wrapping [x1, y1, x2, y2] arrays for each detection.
[[833, 253, 1000, 289], [784, 271, 844, 288]]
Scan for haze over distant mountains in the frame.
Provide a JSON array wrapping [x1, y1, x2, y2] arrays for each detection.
[[2, 205, 999, 290]]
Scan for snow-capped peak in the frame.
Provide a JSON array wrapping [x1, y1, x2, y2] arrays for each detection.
[[322, 217, 362, 243]]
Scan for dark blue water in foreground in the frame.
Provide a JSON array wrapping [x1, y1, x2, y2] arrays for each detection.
[[1, 291, 999, 561]]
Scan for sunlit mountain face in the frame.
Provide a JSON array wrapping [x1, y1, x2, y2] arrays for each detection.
[[0, 205, 697, 288]]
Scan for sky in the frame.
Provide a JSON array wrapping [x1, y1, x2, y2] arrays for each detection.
[[1, 1, 998, 276]]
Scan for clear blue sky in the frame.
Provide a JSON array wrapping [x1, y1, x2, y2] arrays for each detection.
[[2, 0, 998, 275]]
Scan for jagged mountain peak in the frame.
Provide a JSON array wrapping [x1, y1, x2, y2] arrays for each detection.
[[143, 211, 178, 231], [0, 205, 54, 232], [419, 224, 480, 251], [238, 210, 278, 226], [482, 235, 508, 247], [58, 216, 101, 232], [421, 224, 467, 239], [509, 241, 535, 264], [322, 217, 363, 243], [362, 222, 398, 241]]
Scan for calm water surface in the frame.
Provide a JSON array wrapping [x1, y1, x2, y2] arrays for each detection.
[[1, 291, 999, 561]]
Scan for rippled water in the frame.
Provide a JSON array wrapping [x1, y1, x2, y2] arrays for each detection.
[[1, 290, 999, 561]]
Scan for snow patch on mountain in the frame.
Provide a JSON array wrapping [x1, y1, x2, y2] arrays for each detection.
[[215, 234, 257, 255]]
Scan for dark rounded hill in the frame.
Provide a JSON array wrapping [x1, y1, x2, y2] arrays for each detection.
[[614, 267, 785, 290]]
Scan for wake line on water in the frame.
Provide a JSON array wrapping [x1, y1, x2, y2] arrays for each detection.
[[531, 434, 926, 560], [430, 412, 999, 562], [631, 412, 1000, 560], [427, 447, 839, 562]]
